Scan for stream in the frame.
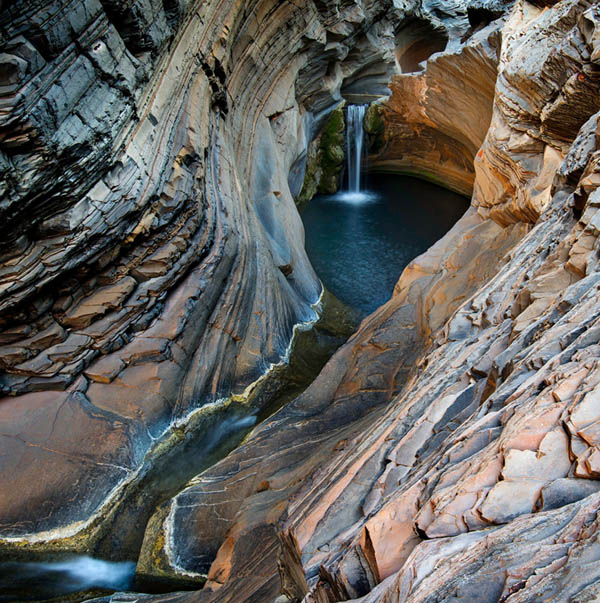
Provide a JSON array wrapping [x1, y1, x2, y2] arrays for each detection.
[[1, 116, 469, 602]]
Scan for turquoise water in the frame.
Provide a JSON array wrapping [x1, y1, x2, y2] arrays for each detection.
[[302, 174, 469, 314]]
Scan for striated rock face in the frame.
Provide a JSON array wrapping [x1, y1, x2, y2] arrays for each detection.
[[0, 0, 403, 552], [367, 3, 509, 196], [357, 490, 600, 602], [474, 0, 600, 224], [5, 0, 600, 602], [134, 206, 526, 600], [110, 0, 600, 601]]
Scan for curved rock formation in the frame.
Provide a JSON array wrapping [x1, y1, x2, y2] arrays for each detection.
[[367, 8, 505, 195], [0, 0, 401, 553], [474, 0, 600, 224], [5, 0, 600, 602]]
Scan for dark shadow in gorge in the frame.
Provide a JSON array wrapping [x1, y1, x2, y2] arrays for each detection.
[[395, 17, 449, 73]]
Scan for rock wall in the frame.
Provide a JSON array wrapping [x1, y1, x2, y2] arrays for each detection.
[[0, 0, 402, 552], [5, 0, 600, 602], [99, 0, 600, 601], [368, 7, 505, 196], [285, 2, 600, 598], [474, 0, 600, 224]]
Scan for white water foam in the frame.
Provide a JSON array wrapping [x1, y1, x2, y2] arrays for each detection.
[[334, 190, 379, 204], [44, 556, 136, 589]]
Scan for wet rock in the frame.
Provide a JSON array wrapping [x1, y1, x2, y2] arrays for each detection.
[[125, 1, 600, 601], [6, 1, 600, 603], [296, 104, 346, 208]]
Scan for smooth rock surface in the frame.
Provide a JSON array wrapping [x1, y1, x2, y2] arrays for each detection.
[[6, 0, 600, 602], [368, 6, 506, 196], [0, 0, 403, 552]]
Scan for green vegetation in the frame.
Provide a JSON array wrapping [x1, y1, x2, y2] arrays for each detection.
[[364, 103, 385, 153], [296, 103, 345, 210], [317, 104, 345, 195]]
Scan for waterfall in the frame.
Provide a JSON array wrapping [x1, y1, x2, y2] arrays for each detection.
[[346, 104, 367, 193]]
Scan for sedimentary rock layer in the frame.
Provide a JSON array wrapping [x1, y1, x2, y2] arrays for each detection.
[[475, 0, 600, 224], [6, 0, 600, 602], [367, 4, 506, 196], [0, 0, 402, 549], [123, 1, 600, 601]]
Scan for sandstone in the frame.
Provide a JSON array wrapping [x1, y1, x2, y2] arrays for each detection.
[[84, 354, 127, 384], [62, 277, 138, 329], [353, 493, 600, 602], [129, 3, 600, 598], [368, 20, 502, 197], [0, 0, 413, 568], [0, 389, 136, 537]]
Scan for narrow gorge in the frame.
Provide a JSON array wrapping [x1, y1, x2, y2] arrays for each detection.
[[1, 0, 600, 601]]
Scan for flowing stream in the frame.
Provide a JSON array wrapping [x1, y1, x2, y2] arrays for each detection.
[[1, 106, 468, 603], [0, 557, 136, 601], [0, 292, 359, 601]]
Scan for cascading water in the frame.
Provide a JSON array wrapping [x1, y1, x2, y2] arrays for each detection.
[[303, 98, 470, 313], [346, 104, 368, 193]]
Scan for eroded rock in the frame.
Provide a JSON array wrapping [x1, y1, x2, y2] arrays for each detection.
[[124, 1, 600, 601], [6, 0, 600, 602], [0, 0, 404, 554]]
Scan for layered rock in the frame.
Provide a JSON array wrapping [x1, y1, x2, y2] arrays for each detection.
[[114, 1, 600, 601], [134, 206, 526, 600], [474, 0, 600, 223], [281, 3, 600, 599], [0, 0, 403, 553], [367, 3, 507, 195], [5, 0, 600, 602]]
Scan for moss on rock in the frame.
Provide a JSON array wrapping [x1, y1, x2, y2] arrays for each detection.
[[295, 141, 321, 211], [364, 103, 385, 153], [317, 104, 345, 194], [296, 104, 345, 209]]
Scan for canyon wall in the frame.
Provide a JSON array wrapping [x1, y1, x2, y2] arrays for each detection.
[[366, 2, 510, 196], [4, 0, 600, 602], [367, 13, 502, 195], [108, 0, 600, 601]]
